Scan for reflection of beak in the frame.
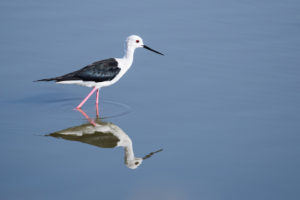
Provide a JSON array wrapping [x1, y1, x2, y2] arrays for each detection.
[[142, 149, 163, 160], [143, 45, 164, 55]]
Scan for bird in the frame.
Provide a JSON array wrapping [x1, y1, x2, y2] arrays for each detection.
[[36, 35, 164, 109], [46, 109, 163, 169]]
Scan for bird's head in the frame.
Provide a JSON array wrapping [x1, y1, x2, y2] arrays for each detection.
[[126, 157, 143, 169], [126, 35, 164, 55], [126, 35, 144, 48], [125, 149, 163, 169]]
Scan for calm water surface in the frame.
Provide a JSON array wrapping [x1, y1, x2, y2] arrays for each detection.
[[1, 0, 300, 199]]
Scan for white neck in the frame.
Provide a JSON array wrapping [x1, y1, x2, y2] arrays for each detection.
[[124, 45, 135, 58], [111, 45, 136, 86], [124, 140, 135, 164], [119, 45, 136, 69], [112, 125, 136, 166]]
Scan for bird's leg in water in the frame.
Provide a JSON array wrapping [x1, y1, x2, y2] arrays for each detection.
[[96, 88, 100, 118], [96, 105, 100, 118], [76, 108, 96, 126], [96, 88, 100, 106], [76, 87, 97, 109]]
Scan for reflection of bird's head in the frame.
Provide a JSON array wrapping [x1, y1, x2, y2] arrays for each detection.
[[125, 149, 163, 169], [126, 157, 143, 169]]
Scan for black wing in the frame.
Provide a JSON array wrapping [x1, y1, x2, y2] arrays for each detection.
[[36, 58, 120, 82]]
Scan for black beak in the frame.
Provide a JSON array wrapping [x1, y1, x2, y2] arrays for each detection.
[[142, 149, 163, 160], [143, 45, 164, 56]]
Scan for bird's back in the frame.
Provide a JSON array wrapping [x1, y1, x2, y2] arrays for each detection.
[[36, 58, 121, 83]]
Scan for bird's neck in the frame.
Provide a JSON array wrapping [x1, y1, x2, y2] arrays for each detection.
[[124, 141, 135, 164], [122, 46, 135, 68]]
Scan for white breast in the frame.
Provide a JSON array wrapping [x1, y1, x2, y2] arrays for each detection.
[[57, 57, 133, 88]]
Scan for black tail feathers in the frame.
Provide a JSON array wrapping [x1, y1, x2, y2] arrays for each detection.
[[34, 77, 58, 82]]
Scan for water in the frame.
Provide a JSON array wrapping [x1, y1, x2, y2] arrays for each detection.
[[1, 0, 300, 199]]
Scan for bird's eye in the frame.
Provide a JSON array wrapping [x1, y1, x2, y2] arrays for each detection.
[[136, 40, 139, 43], [135, 162, 139, 165]]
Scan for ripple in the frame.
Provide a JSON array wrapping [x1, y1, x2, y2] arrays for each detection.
[[1, 96, 132, 135], [48, 98, 132, 119]]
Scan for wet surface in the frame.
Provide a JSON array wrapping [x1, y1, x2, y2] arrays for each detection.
[[1, 0, 300, 199]]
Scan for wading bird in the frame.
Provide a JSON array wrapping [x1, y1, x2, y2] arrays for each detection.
[[36, 35, 164, 109]]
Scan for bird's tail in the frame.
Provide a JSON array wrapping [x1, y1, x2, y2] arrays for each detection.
[[34, 77, 58, 82]]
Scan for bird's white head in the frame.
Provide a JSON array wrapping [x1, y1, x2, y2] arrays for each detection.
[[125, 149, 163, 169], [126, 35, 144, 49], [125, 35, 164, 55], [126, 157, 143, 169]]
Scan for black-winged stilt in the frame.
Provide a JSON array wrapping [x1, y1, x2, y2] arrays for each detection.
[[36, 35, 164, 109], [46, 109, 163, 169]]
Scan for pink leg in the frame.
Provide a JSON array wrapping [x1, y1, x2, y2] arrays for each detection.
[[96, 104, 99, 118], [96, 88, 100, 118], [96, 89, 99, 105], [76, 87, 97, 109], [77, 108, 96, 127]]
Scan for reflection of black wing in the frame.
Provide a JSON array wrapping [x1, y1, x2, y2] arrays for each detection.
[[47, 121, 120, 148], [50, 132, 120, 148], [47, 122, 120, 148], [36, 58, 120, 82]]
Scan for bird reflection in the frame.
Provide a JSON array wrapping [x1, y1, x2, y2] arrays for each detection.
[[46, 109, 162, 169]]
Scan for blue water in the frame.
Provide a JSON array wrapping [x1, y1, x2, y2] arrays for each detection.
[[1, 0, 300, 199]]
